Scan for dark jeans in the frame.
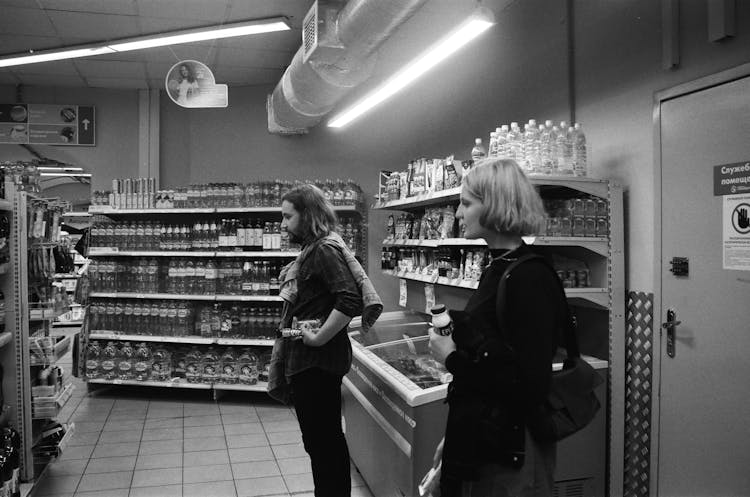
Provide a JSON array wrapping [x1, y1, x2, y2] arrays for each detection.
[[291, 367, 351, 497]]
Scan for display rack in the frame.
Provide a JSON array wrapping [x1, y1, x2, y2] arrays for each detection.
[[0, 184, 75, 486], [81, 195, 366, 397], [363, 175, 624, 497]]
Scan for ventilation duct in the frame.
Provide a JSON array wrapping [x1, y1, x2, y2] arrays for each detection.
[[268, 0, 428, 134]]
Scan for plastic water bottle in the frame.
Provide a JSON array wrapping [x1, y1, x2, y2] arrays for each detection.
[[573, 122, 588, 177], [488, 132, 498, 158], [508, 122, 522, 164], [496, 125, 509, 158], [556, 121, 574, 175], [524, 119, 540, 173], [430, 304, 453, 336], [471, 138, 486, 163]]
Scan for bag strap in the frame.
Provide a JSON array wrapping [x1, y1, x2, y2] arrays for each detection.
[[494, 253, 580, 360]]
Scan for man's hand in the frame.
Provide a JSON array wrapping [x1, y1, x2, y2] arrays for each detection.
[[429, 329, 456, 364], [301, 328, 322, 347]]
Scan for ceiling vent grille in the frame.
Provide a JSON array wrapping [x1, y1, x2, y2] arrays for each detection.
[[302, 1, 319, 63]]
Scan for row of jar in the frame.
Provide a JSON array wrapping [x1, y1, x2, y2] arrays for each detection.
[[89, 300, 282, 340], [85, 341, 272, 385], [88, 258, 286, 296], [381, 247, 592, 288]]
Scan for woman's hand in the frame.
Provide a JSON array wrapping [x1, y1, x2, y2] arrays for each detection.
[[429, 329, 456, 364]]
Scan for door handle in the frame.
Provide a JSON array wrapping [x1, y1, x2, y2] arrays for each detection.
[[661, 308, 681, 358]]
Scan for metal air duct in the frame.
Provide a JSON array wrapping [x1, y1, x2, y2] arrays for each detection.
[[268, 0, 428, 134]]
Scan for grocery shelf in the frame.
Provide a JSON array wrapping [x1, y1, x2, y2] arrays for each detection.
[[52, 320, 84, 327], [62, 212, 92, 217], [213, 382, 268, 392], [89, 292, 284, 302], [87, 378, 212, 389], [0, 331, 12, 349], [0, 198, 11, 211], [374, 187, 461, 210], [88, 248, 300, 258], [29, 306, 69, 322], [32, 383, 74, 420], [382, 239, 440, 248], [90, 205, 361, 215], [88, 332, 274, 347]]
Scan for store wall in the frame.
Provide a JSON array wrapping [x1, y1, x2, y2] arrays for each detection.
[[0, 86, 139, 191]]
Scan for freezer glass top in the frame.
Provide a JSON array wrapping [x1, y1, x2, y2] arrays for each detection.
[[368, 336, 451, 390], [348, 310, 431, 347]]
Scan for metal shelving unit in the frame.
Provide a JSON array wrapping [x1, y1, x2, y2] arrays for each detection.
[[372, 175, 624, 497]]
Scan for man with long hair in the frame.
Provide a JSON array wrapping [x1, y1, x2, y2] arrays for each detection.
[[278, 184, 361, 497]]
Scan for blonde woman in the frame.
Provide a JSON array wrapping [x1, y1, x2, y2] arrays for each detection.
[[429, 158, 565, 496]]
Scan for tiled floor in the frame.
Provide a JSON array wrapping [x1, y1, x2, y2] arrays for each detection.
[[31, 329, 375, 497]]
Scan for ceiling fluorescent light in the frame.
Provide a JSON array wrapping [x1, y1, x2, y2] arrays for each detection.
[[40, 173, 92, 178], [38, 166, 84, 172], [328, 8, 495, 128], [0, 17, 289, 68], [0, 46, 114, 68], [108, 18, 290, 52]]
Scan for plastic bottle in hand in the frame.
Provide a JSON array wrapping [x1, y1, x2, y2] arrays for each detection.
[[430, 304, 453, 336]]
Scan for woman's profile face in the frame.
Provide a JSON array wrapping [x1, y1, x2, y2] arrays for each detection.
[[457, 186, 490, 240]]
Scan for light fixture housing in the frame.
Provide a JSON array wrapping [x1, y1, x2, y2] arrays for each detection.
[[0, 17, 290, 68], [328, 7, 495, 128], [40, 173, 92, 178]]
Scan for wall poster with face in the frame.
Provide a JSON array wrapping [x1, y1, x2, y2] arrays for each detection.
[[165, 60, 228, 108]]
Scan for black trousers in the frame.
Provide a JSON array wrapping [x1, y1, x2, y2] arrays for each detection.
[[291, 367, 351, 497]]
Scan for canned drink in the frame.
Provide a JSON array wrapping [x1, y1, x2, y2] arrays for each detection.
[[556, 270, 566, 282], [572, 216, 585, 237], [584, 217, 597, 237], [281, 328, 304, 338], [596, 218, 609, 237], [575, 269, 590, 288]]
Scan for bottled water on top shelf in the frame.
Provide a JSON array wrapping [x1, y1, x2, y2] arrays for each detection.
[[573, 122, 588, 177], [471, 138, 486, 162]]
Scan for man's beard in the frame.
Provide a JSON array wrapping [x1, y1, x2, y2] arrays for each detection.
[[288, 230, 303, 245]]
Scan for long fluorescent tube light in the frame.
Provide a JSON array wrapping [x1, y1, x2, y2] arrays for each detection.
[[328, 8, 495, 128], [0, 17, 290, 68], [40, 173, 92, 178], [38, 166, 84, 172]]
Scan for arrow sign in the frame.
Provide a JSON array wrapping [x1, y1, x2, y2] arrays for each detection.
[[77, 106, 95, 145], [82, 119, 90, 131]]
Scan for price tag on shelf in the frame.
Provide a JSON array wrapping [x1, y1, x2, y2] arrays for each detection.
[[399, 279, 407, 307], [424, 284, 435, 314]]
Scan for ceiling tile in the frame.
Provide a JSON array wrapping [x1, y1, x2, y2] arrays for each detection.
[[137, 0, 230, 22], [48, 11, 141, 42], [93, 48, 175, 64], [138, 16, 211, 36], [145, 61, 180, 81], [17, 74, 86, 87], [0, 35, 64, 55], [0, 7, 56, 37], [0, 0, 43, 7], [226, 0, 312, 26], [215, 47, 290, 69], [0, 71, 21, 85], [216, 30, 300, 52], [86, 77, 148, 89], [75, 59, 147, 79], [39, 0, 138, 15], [9, 60, 81, 77]]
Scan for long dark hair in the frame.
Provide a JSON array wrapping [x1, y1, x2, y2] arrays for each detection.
[[282, 184, 338, 244], [178, 64, 195, 83]]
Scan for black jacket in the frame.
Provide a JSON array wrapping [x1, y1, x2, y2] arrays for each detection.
[[441, 244, 563, 479]]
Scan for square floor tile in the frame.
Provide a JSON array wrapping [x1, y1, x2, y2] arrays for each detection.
[[184, 424, 223, 439], [103, 420, 146, 433], [73, 410, 110, 421], [266, 432, 301, 446], [146, 408, 183, 420], [46, 458, 88, 477], [85, 455, 137, 474], [183, 415, 222, 427], [59, 444, 95, 460], [183, 463, 232, 484], [108, 411, 147, 421], [31, 475, 81, 495], [183, 449, 229, 467], [277, 457, 311, 476], [99, 430, 138, 444], [271, 444, 306, 460], [77, 470, 133, 492], [224, 423, 263, 435], [75, 489, 129, 497], [182, 405, 220, 416], [231, 460, 280, 479], [183, 480, 237, 497], [142, 427, 183, 441], [139, 439, 183, 455], [73, 421, 105, 433], [226, 434, 269, 449], [144, 417, 182, 430], [69, 431, 100, 446], [93, 442, 140, 458], [132, 467, 182, 488], [221, 413, 260, 425], [135, 452, 182, 470], [184, 436, 226, 452], [235, 476, 287, 497], [260, 421, 298, 433], [282, 473, 314, 493], [128, 484, 182, 497], [258, 411, 295, 422], [228, 446, 274, 464]]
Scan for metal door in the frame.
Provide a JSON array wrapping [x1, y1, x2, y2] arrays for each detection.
[[656, 71, 750, 496]]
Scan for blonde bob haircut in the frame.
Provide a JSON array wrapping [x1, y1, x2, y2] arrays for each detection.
[[281, 183, 339, 244], [462, 158, 547, 236]]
